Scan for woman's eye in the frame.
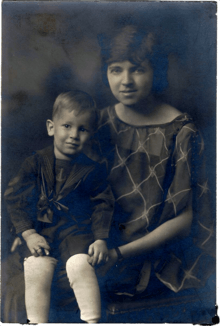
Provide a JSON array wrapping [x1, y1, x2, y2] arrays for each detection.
[[109, 67, 122, 74], [134, 67, 145, 74]]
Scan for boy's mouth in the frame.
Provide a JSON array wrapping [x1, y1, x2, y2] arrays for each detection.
[[66, 142, 79, 147]]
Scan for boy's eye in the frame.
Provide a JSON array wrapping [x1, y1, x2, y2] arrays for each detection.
[[79, 127, 88, 132], [64, 124, 70, 128]]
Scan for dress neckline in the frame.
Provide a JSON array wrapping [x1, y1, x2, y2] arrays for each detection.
[[111, 105, 190, 128]]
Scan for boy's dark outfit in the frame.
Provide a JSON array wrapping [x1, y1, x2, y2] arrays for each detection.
[[5, 145, 114, 263]]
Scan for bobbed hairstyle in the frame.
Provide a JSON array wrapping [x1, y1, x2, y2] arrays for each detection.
[[98, 25, 168, 95], [52, 90, 100, 131]]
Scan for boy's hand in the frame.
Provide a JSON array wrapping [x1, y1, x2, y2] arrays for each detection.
[[96, 248, 118, 277], [23, 231, 50, 257], [11, 237, 22, 252], [88, 239, 108, 266]]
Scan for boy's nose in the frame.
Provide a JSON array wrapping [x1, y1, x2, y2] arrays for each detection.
[[70, 128, 79, 139]]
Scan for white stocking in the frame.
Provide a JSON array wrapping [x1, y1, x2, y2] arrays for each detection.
[[66, 254, 101, 323], [24, 255, 57, 323]]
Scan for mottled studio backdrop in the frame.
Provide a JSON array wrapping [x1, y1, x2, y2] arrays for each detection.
[[2, 1, 216, 257]]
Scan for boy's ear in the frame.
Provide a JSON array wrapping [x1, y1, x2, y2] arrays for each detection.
[[46, 119, 54, 136]]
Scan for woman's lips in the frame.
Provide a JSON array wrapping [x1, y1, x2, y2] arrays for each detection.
[[120, 90, 137, 96], [120, 90, 136, 93]]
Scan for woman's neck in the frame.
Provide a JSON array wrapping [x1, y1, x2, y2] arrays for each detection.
[[115, 97, 162, 126]]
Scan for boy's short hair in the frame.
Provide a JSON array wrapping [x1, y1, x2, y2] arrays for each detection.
[[52, 90, 100, 131]]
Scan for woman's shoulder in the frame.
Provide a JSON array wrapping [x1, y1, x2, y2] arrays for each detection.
[[98, 106, 116, 129], [157, 103, 183, 124], [99, 106, 112, 118], [158, 104, 199, 134]]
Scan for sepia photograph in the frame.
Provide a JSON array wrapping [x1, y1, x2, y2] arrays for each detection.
[[1, 1, 217, 323]]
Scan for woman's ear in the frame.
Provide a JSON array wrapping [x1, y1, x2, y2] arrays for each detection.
[[46, 119, 54, 136]]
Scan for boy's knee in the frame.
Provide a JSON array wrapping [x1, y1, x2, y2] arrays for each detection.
[[66, 254, 92, 279], [24, 255, 57, 271], [24, 256, 57, 292], [24, 256, 57, 285]]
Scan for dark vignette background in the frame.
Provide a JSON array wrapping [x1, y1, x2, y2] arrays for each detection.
[[1, 0, 217, 311]]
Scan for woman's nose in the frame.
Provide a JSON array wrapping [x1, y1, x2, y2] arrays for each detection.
[[122, 71, 133, 85]]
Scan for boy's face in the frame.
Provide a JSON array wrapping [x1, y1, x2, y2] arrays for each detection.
[[47, 107, 93, 160]]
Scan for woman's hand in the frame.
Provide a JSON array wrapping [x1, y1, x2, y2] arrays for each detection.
[[88, 239, 108, 266], [96, 248, 118, 277]]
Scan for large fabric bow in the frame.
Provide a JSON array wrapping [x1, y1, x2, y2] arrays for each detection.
[[37, 170, 69, 223]]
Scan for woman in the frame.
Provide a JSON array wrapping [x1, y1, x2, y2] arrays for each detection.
[[91, 25, 215, 298]]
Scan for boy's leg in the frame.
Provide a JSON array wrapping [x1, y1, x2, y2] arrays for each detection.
[[66, 254, 101, 323], [24, 255, 57, 323]]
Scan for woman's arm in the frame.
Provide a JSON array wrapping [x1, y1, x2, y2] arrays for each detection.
[[97, 206, 192, 275], [119, 205, 192, 259]]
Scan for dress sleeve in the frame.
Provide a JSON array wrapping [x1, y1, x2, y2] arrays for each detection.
[[89, 162, 114, 240], [158, 123, 195, 224], [155, 122, 215, 292], [4, 157, 38, 234]]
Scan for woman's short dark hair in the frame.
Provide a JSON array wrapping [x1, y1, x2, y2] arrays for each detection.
[[98, 25, 168, 95]]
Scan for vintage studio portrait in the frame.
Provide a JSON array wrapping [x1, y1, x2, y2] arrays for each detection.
[[1, 1, 217, 324]]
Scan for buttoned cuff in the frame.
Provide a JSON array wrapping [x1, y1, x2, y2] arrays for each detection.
[[93, 231, 109, 240]]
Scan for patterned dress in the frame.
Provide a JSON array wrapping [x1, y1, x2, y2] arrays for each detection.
[[97, 106, 215, 293]]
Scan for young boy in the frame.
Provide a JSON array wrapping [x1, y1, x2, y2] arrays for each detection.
[[4, 90, 114, 323]]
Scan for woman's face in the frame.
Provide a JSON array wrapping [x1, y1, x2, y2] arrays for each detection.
[[107, 59, 153, 107]]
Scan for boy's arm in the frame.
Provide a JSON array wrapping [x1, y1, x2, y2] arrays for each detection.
[[87, 162, 114, 266], [89, 162, 114, 241], [88, 182, 113, 266], [4, 157, 38, 235]]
